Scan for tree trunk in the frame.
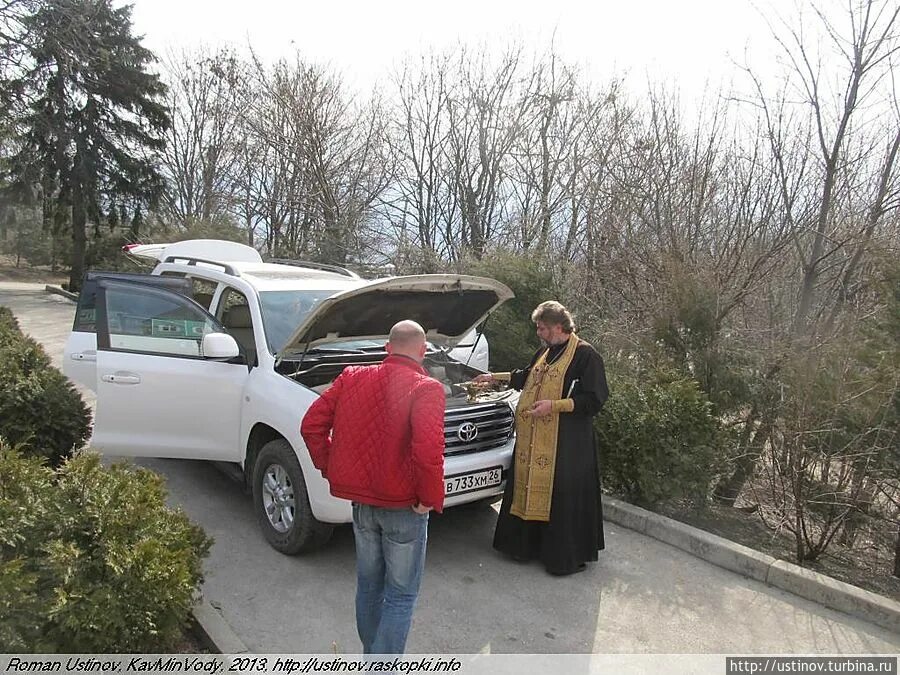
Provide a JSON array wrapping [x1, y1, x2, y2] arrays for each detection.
[[713, 449, 761, 505], [713, 408, 771, 504], [839, 471, 874, 548], [894, 522, 900, 578], [129, 209, 142, 240], [69, 190, 87, 293]]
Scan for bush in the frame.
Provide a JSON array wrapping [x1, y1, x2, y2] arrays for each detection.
[[0, 306, 92, 466], [0, 206, 57, 268], [0, 444, 52, 651], [596, 366, 726, 507], [0, 444, 213, 652], [465, 250, 558, 371], [0, 306, 24, 346], [84, 231, 134, 272]]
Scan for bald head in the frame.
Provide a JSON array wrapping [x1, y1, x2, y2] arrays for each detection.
[[388, 320, 427, 361]]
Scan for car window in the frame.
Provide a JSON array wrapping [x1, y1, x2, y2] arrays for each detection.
[[216, 287, 258, 366], [74, 297, 98, 333], [217, 287, 249, 319], [257, 289, 341, 353], [159, 271, 218, 309], [104, 286, 220, 358], [74, 273, 191, 333], [189, 278, 218, 310]]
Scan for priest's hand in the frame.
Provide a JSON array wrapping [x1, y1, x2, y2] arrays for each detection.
[[528, 399, 553, 418]]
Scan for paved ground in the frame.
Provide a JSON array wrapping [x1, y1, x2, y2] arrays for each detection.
[[2, 281, 899, 654]]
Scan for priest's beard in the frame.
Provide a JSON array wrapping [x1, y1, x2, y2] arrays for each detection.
[[540, 335, 570, 348]]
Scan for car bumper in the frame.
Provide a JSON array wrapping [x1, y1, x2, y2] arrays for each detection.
[[313, 436, 514, 523]]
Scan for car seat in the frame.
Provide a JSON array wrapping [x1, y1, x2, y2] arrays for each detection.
[[193, 292, 213, 310], [222, 304, 257, 365]]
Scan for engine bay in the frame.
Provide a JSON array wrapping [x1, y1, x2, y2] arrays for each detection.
[[278, 349, 514, 404]]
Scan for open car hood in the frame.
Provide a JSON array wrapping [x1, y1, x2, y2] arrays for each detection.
[[278, 274, 514, 357]]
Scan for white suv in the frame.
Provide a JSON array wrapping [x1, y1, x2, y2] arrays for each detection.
[[63, 239, 518, 554]]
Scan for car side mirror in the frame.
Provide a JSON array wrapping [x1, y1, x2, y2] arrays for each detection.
[[202, 332, 240, 359]]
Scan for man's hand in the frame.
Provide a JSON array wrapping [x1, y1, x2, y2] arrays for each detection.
[[472, 373, 494, 385], [527, 399, 553, 418], [412, 502, 433, 514]]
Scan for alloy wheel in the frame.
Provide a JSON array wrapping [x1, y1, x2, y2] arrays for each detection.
[[261, 463, 295, 533]]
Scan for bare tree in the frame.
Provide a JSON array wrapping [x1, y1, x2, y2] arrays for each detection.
[[507, 51, 581, 252], [384, 52, 457, 269], [159, 47, 247, 228], [243, 55, 391, 263], [712, 0, 900, 506], [772, 0, 900, 332], [445, 46, 532, 258]]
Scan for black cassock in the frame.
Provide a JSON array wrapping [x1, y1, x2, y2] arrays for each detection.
[[492, 339, 609, 575]]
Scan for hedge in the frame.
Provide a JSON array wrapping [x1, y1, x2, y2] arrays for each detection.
[[0, 306, 91, 465], [0, 444, 213, 652]]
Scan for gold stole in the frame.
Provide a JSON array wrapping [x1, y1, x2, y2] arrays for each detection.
[[509, 337, 580, 521]]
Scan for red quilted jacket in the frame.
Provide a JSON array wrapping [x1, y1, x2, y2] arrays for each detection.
[[300, 354, 446, 512]]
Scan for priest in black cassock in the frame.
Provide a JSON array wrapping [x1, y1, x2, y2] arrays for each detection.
[[474, 301, 609, 576]]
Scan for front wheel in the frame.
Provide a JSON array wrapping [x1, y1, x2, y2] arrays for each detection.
[[252, 439, 332, 554]]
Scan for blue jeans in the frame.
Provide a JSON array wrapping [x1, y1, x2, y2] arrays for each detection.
[[352, 503, 429, 655]]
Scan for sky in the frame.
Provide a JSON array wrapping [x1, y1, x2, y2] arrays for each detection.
[[127, 0, 778, 101]]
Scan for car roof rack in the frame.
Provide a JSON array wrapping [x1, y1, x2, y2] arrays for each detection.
[[162, 256, 240, 277], [265, 258, 360, 279]]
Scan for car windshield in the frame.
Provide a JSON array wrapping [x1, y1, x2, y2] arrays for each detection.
[[258, 289, 345, 353]]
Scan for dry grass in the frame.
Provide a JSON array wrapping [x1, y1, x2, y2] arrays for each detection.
[[655, 495, 900, 601], [0, 256, 69, 284], [172, 626, 212, 653]]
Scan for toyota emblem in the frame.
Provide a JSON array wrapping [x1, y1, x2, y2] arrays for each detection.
[[457, 421, 478, 442]]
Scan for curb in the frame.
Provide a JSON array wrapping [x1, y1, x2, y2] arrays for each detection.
[[603, 497, 900, 634], [44, 284, 78, 301], [191, 596, 249, 654]]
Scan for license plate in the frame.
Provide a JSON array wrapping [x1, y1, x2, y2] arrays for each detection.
[[444, 467, 502, 496]]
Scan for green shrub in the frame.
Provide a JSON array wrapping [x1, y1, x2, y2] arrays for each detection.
[[0, 206, 60, 268], [0, 306, 92, 466], [85, 231, 134, 272], [0, 444, 213, 652], [0, 444, 52, 651], [465, 250, 558, 371], [596, 367, 726, 507], [0, 306, 22, 344]]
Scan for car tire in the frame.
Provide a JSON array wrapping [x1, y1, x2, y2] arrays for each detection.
[[252, 439, 332, 554]]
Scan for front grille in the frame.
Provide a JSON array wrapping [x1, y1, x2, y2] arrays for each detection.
[[444, 402, 515, 457]]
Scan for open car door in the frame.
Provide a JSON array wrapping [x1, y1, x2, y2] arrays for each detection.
[[64, 272, 196, 392], [90, 278, 249, 461]]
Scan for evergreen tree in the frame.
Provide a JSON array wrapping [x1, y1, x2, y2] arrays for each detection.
[[1, 0, 168, 290]]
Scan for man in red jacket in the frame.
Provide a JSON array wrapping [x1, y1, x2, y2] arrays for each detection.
[[301, 320, 446, 655]]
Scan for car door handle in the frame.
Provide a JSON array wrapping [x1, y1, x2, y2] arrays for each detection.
[[101, 372, 141, 385], [70, 350, 97, 362]]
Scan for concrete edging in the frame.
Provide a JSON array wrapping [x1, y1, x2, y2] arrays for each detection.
[[191, 597, 248, 654], [44, 284, 78, 301], [603, 497, 900, 634]]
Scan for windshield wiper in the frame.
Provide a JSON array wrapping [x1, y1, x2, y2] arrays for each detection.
[[305, 346, 367, 354]]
